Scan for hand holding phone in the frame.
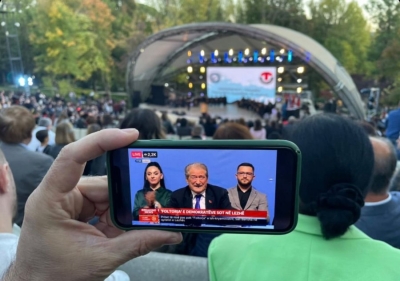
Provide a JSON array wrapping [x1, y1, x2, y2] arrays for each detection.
[[107, 140, 301, 235]]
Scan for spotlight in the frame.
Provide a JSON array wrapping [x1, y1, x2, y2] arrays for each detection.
[[187, 50, 192, 57], [278, 67, 284, 74], [297, 87, 302, 93], [278, 78, 282, 82], [280, 49, 285, 54], [201, 83, 206, 89], [214, 50, 219, 56], [297, 66, 305, 74], [261, 48, 267, 55], [229, 49, 234, 56], [244, 48, 250, 56], [189, 82, 193, 89], [164, 83, 169, 87], [200, 66, 206, 73], [278, 86, 283, 93], [200, 50, 205, 56], [187, 66, 193, 73], [18, 77, 25, 87], [297, 79, 302, 83]]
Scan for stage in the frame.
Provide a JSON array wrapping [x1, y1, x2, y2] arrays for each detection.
[[140, 103, 261, 124]]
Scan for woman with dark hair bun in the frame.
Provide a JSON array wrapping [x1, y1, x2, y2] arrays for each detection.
[[120, 108, 165, 140], [208, 114, 400, 280], [132, 162, 172, 220]]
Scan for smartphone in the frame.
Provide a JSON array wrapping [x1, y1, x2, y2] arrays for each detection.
[[107, 140, 301, 235]]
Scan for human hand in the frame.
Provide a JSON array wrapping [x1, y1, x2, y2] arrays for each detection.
[[144, 191, 156, 206], [4, 129, 182, 281]]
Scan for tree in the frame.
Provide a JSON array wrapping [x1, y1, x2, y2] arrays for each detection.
[[308, 0, 371, 75], [29, 0, 115, 92]]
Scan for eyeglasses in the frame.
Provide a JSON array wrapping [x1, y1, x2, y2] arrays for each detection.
[[189, 175, 207, 180], [237, 172, 254, 176]]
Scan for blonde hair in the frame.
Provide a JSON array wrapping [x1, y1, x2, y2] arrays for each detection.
[[0, 106, 35, 143], [55, 122, 75, 145]]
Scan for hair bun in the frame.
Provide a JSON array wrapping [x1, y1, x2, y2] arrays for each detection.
[[316, 183, 365, 239]]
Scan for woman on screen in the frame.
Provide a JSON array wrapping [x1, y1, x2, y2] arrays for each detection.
[[132, 162, 172, 220]]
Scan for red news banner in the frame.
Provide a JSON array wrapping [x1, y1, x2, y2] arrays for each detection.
[[139, 208, 269, 226]]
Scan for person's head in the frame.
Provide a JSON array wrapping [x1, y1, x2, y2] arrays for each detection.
[[143, 162, 165, 190], [38, 117, 52, 129], [120, 109, 165, 140], [0, 105, 35, 144], [288, 116, 297, 124], [192, 125, 203, 138], [236, 118, 246, 126], [87, 124, 102, 135], [357, 120, 377, 136], [161, 112, 169, 121], [254, 119, 262, 131], [185, 163, 208, 194], [0, 149, 16, 231], [180, 118, 188, 127], [55, 122, 75, 145], [368, 137, 397, 195], [268, 132, 282, 139], [289, 114, 374, 239], [236, 163, 255, 189], [36, 130, 49, 145], [213, 123, 253, 140], [101, 114, 113, 127], [86, 116, 97, 126]]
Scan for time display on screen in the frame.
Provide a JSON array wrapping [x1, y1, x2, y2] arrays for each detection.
[[143, 151, 158, 158]]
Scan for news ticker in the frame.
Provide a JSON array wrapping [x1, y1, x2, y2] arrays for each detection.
[[139, 208, 269, 226]]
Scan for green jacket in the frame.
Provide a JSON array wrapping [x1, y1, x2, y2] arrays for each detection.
[[132, 187, 172, 220], [209, 214, 400, 281]]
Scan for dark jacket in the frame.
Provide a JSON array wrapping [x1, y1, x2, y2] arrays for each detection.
[[45, 144, 67, 159], [168, 184, 232, 257], [0, 143, 53, 225], [169, 184, 232, 209]]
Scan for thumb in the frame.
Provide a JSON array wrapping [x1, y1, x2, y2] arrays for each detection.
[[107, 230, 182, 263]]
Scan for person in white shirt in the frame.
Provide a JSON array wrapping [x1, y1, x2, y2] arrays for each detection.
[[250, 119, 266, 139], [0, 129, 181, 281], [27, 117, 55, 151]]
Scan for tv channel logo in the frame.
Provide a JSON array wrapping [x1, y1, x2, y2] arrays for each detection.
[[135, 159, 151, 164]]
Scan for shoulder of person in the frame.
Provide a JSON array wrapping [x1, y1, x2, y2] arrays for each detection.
[[25, 148, 54, 164]]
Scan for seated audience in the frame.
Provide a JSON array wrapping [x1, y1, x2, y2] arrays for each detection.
[[208, 114, 400, 281], [355, 137, 400, 249], [176, 118, 192, 139], [250, 119, 266, 139], [268, 132, 282, 139], [0, 106, 53, 226], [161, 112, 175, 135], [120, 108, 165, 139], [45, 122, 75, 159], [35, 130, 51, 154]]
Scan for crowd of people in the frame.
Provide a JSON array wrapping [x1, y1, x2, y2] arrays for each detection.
[[2, 89, 400, 280]]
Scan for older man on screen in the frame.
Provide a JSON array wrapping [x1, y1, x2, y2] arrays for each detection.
[[228, 163, 269, 221], [169, 163, 231, 210]]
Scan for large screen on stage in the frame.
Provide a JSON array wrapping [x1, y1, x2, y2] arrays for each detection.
[[206, 66, 277, 104]]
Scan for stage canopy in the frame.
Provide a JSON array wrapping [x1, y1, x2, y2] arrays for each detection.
[[127, 22, 365, 119]]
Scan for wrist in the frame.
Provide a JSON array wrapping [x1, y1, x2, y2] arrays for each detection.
[[2, 262, 49, 281]]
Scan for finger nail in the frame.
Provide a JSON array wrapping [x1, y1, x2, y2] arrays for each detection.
[[168, 232, 182, 244], [121, 128, 139, 135]]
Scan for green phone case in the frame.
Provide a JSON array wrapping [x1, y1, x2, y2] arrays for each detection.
[[107, 139, 301, 235]]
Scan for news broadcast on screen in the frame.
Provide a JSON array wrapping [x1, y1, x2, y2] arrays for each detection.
[[206, 66, 277, 104], [128, 148, 277, 229]]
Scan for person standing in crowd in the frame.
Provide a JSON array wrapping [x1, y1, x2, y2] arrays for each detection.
[[120, 108, 165, 139], [27, 117, 55, 151], [356, 137, 400, 249], [213, 122, 253, 140], [209, 114, 400, 281], [132, 162, 172, 220], [0, 106, 53, 226], [45, 122, 76, 159], [386, 102, 400, 145], [250, 119, 266, 139], [35, 130, 51, 154]]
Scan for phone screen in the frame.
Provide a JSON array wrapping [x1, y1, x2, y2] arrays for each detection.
[[109, 142, 299, 234]]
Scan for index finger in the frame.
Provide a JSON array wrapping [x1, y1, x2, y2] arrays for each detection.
[[40, 128, 139, 194]]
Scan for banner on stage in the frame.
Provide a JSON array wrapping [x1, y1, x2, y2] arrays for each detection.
[[207, 66, 277, 104]]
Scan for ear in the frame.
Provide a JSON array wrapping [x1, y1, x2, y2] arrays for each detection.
[[160, 173, 164, 180], [0, 164, 9, 194]]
